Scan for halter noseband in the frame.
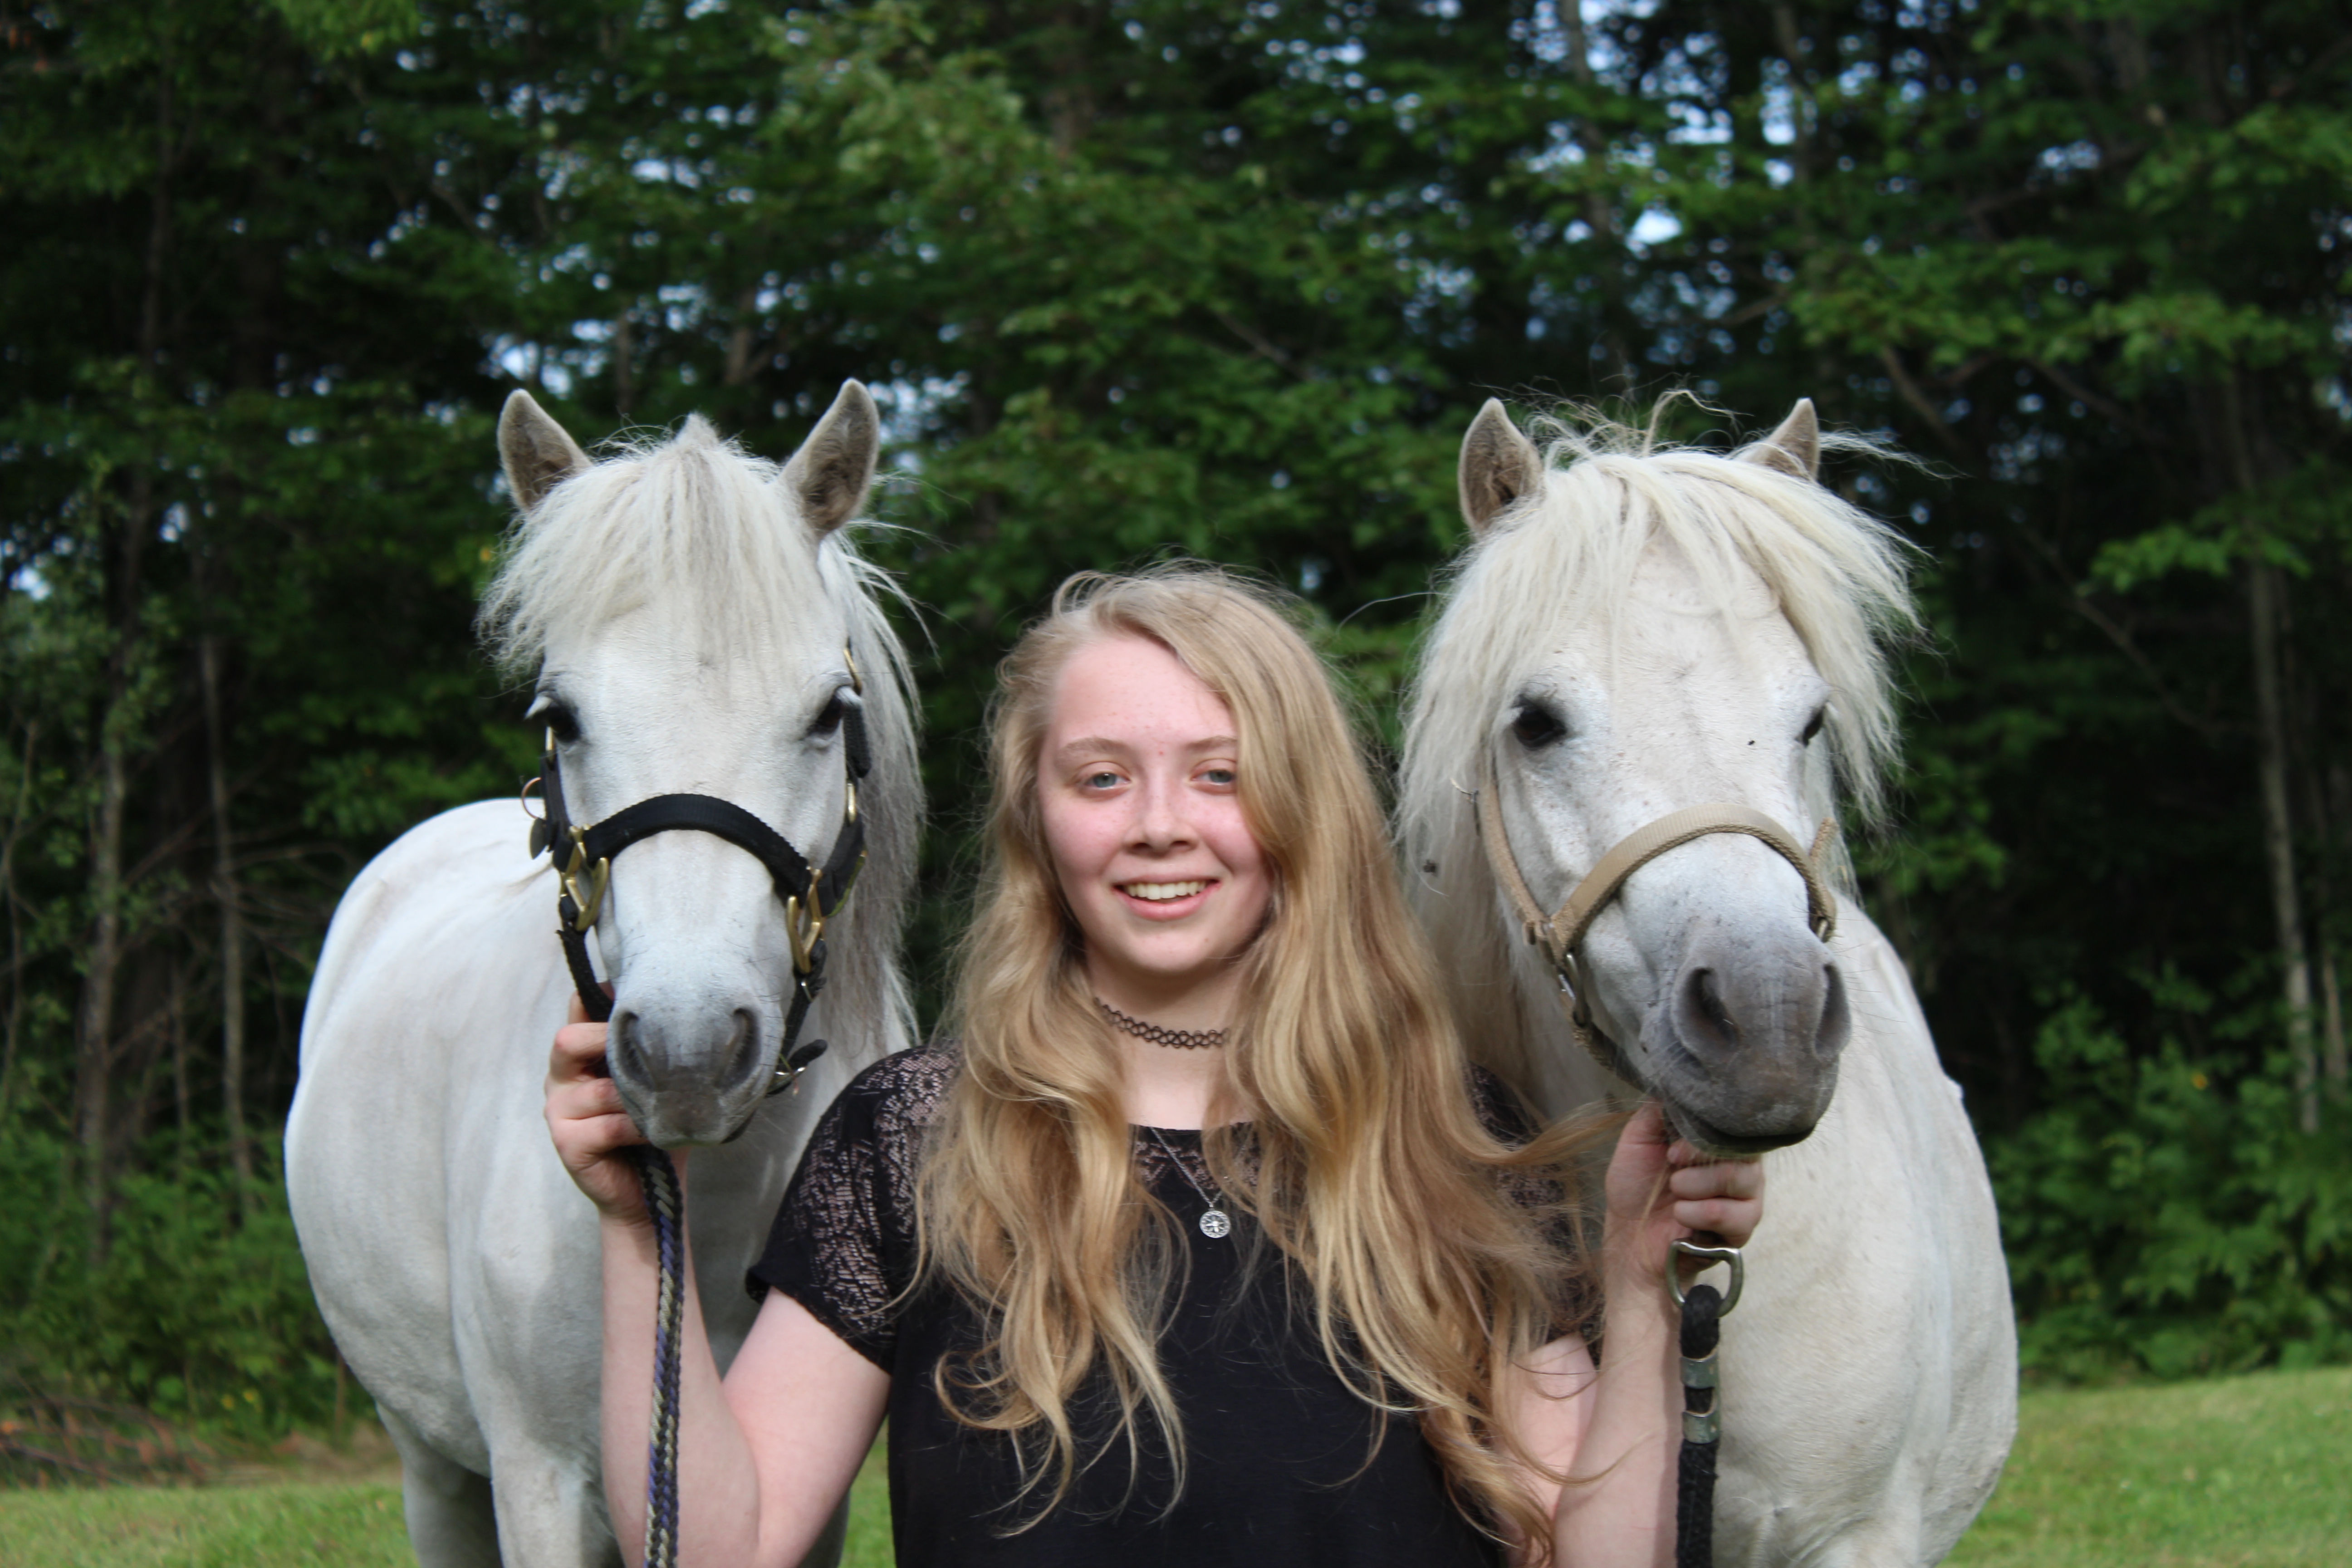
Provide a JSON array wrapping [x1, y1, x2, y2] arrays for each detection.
[[524, 647, 874, 1096], [1473, 748, 1839, 1079]]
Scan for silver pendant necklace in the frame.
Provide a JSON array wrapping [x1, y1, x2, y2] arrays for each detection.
[[1146, 1125, 1233, 1239]]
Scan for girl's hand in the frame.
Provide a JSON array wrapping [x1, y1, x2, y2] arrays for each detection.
[[544, 994, 658, 1225], [1600, 1102, 1764, 1295]]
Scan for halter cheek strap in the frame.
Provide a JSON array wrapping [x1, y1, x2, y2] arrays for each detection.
[[522, 650, 874, 1097], [1473, 747, 1840, 1076]]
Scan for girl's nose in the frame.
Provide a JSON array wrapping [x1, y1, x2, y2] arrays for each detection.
[[1133, 774, 1189, 849]]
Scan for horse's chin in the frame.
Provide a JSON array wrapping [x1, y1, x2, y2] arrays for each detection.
[[612, 1080, 764, 1150], [1654, 1095, 1816, 1158]]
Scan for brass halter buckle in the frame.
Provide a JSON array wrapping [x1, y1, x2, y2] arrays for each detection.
[[561, 826, 611, 933], [784, 867, 826, 976]]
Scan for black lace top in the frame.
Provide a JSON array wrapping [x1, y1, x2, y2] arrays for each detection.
[[749, 1048, 1562, 1568]]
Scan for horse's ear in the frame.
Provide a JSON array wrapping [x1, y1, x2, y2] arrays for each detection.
[[498, 390, 592, 513], [1743, 398, 1821, 482], [1459, 399, 1543, 535], [784, 380, 881, 537]]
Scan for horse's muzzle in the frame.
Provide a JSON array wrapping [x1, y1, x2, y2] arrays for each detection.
[[1647, 944, 1849, 1155], [608, 1001, 771, 1147]]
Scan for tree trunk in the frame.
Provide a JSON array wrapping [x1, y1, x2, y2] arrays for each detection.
[[2247, 557, 2318, 1131], [2322, 947, 2347, 1098], [77, 709, 130, 1255], [171, 955, 191, 1160], [200, 634, 252, 1194], [0, 723, 32, 1116], [614, 310, 635, 422], [1559, 4, 1631, 385]]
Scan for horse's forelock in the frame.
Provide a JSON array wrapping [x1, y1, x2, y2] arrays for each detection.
[[479, 420, 811, 678]]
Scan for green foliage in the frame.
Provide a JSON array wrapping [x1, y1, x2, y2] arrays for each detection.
[[0, 1115, 341, 1442], [1992, 990, 2352, 1381]]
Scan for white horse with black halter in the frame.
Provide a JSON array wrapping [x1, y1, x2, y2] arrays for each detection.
[[288, 386, 920, 1567]]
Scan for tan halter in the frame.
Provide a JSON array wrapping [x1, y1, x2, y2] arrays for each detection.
[[1475, 749, 1841, 1075]]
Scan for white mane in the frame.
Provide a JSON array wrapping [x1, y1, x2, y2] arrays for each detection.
[[1397, 410, 1917, 1085], [476, 414, 921, 1054]]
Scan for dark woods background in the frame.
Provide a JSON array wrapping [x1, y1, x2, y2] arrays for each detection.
[[2, 0, 2347, 1449]]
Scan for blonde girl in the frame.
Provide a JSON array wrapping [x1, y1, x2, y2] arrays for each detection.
[[547, 565, 1761, 1567]]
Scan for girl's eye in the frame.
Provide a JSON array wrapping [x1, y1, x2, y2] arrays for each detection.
[[1083, 770, 1122, 790], [1199, 767, 1237, 787]]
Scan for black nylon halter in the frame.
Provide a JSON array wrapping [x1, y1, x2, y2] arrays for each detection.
[[525, 653, 874, 1097]]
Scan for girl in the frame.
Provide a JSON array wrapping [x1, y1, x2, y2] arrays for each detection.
[[547, 567, 1761, 1567]]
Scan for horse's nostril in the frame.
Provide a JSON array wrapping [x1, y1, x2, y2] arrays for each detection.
[[1815, 963, 1851, 1058], [1684, 966, 1742, 1054], [608, 1010, 649, 1086], [720, 1007, 764, 1090]]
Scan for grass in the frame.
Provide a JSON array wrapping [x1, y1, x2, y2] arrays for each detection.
[[0, 1436, 893, 1568], [0, 1482, 411, 1567], [2, 1368, 2344, 1565], [1945, 1365, 2352, 1567]]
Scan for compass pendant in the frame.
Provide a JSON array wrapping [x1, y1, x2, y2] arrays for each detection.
[[1198, 1209, 1232, 1240]]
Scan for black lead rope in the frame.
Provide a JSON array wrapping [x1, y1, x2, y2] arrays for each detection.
[[1669, 1240, 1743, 1568], [526, 652, 873, 1568]]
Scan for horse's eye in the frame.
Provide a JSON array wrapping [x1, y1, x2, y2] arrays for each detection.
[[1799, 706, 1826, 745], [533, 701, 581, 745], [809, 691, 848, 738], [1510, 701, 1567, 750]]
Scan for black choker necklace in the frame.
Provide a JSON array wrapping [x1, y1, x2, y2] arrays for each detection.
[[1096, 997, 1228, 1050]]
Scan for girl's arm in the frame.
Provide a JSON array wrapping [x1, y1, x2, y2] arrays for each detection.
[[1508, 1103, 1763, 1568], [549, 1005, 889, 1568]]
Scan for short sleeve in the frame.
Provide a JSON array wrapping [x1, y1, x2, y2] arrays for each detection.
[[746, 1048, 955, 1372]]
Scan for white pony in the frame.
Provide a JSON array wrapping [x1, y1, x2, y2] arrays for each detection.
[[287, 386, 919, 1567], [1401, 400, 2014, 1565]]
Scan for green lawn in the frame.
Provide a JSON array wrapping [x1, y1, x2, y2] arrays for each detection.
[[3, 1368, 2344, 1565], [1946, 1365, 2352, 1567], [0, 1482, 412, 1567]]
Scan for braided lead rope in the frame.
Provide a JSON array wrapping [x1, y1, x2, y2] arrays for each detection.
[[572, 980, 686, 1568], [1669, 1241, 1741, 1568], [1675, 1282, 1723, 1568], [630, 1143, 687, 1568]]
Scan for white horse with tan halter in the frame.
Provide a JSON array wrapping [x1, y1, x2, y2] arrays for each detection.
[[287, 386, 919, 1568], [1400, 400, 2014, 1566]]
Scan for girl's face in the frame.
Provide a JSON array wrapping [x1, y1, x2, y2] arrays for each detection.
[[1037, 633, 1273, 1011]]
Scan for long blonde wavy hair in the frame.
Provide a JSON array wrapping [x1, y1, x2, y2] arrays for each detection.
[[916, 564, 1588, 1550]]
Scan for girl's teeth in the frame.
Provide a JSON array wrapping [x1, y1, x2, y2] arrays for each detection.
[[1125, 881, 1206, 902]]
